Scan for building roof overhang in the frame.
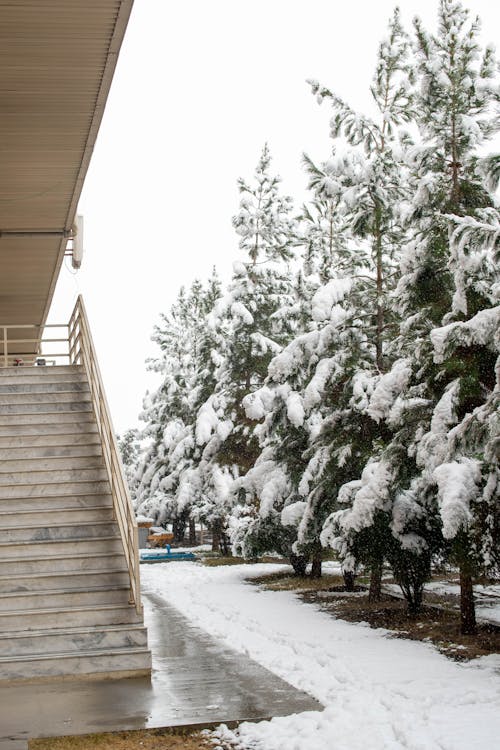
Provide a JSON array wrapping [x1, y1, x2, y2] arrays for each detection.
[[0, 0, 133, 353]]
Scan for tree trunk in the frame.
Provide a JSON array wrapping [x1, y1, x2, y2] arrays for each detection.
[[189, 518, 196, 546], [310, 551, 322, 579], [460, 566, 477, 635], [406, 588, 423, 619], [374, 202, 385, 373], [343, 570, 356, 591], [220, 530, 231, 557], [211, 519, 221, 553], [396, 572, 425, 619], [369, 560, 383, 602], [290, 553, 308, 577], [172, 516, 186, 544]]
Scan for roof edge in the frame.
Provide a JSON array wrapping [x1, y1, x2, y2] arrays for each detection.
[[41, 0, 135, 328]]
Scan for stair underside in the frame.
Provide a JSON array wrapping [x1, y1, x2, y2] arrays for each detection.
[[0, 366, 150, 682]]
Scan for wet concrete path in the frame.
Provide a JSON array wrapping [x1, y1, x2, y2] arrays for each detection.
[[0, 588, 321, 748]]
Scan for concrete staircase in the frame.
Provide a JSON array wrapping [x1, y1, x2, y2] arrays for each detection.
[[0, 365, 151, 682]]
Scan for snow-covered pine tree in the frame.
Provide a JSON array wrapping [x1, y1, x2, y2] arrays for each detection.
[[308, 6, 413, 373], [192, 146, 298, 552], [301, 9, 414, 592], [237, 273, 373, 578], [117, 428, 141, 502], [231, 150, 360, 575], [134, 273, 222, 538], [298, 173, 351, 285], [327, 0, 500, 626], [390, 0, 500, 629], [233, 143, 296, 264], [233, 13, 416, 582], [134, 284, 191, 524]]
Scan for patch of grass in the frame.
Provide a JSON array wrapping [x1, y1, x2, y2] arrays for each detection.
[[250, 570, 345, 592], [202, 556, 247, 567], [30, 728, 212, 750], [202, 556, 288, 567]]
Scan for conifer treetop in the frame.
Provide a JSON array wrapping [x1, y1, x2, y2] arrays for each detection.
[[232, 144, 296, 264]]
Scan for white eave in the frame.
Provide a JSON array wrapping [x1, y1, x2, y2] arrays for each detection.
[[0, 0, 134, 349]]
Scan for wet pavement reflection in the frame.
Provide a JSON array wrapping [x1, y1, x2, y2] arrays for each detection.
[[0, 587, 321, 748]]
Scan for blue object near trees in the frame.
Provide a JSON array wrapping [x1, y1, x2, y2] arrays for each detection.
[[140, 548, 197, 563]]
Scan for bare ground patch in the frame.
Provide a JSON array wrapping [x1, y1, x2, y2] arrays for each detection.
[[30, 728, 212, 750], [250, 571, 346, 591], [202, 556, 289, 567]]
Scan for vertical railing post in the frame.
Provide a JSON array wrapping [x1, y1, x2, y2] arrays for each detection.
[[3, 327, 7, 367]]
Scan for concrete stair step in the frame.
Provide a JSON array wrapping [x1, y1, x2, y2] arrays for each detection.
[[0, 401, 92, 415], [0, 442, 102, 459], [0, 551, 126, 576], [0, 568, 130, 594], [0, 431, 100, 448], [0, 392, 90, 407], [0, 584, 131, 612], [0, 412, 95, 427], [0, 455, 104, 474], [0, 505, 114, 527], [0, 467, 108, 486], [0, 366, 82, 376], [0, 535, 124, 558], [0, 645, 151, 682], [0, 520, 119, 543], [0, 480, 110, 499], [0, 375, 86, 389], [0, 602, 142, 632], [0, 367, 84, 385], [0, 389, 90, 405], [0, 492, 112, 512], [0, 363, 151, 680], [0, 381, 89, 395], [0, 421, 98, 438], [0, 623, 148, 657]]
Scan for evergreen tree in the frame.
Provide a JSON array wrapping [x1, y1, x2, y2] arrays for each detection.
[[233, 14, 416, 581], [192, 146, 298, 551], [135, 273, 222, 534], [118, 428, 141, 502], [308, 6, 413, 372], [327, 0, 500, 626], [301, 9, 414, 591], [392, 0, 499, 628], [233, 143, 296, 264]]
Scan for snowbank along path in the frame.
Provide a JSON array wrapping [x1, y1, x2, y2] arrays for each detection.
[[141, 562, 500, 750]]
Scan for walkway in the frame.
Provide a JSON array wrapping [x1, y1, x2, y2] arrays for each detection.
[[0, 588, 320, 749]]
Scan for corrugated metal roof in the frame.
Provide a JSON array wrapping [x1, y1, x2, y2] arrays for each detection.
[[0, 1, 133, 341]]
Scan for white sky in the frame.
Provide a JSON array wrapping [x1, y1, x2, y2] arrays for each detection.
[[48, 0, 500, 434]]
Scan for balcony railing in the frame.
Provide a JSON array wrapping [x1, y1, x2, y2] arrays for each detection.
[[0, 296, 142, 614], [0, 323, 70, 367]]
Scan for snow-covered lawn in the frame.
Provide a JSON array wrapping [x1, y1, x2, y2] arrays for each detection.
[[141, 562, 500, 750], [380, 580, 500, 626], [424, 581, 500, 626]]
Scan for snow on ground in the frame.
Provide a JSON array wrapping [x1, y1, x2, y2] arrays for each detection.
[[383, 580, 500, 625], [141, 562, 500, 750], [427, 581, 500, 626]]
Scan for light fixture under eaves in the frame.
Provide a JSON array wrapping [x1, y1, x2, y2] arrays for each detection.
[[72, 214, 84, 269]]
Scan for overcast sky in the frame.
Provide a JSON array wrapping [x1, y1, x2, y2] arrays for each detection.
[[48, 0, 500, 434]]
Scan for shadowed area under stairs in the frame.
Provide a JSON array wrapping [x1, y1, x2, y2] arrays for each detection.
[[0, 588, 321, 749]]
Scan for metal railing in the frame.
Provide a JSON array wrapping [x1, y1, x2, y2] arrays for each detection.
[[68, 296, 142, 614], [0, 297, 142, 614], [0, 323, 70, 367]]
